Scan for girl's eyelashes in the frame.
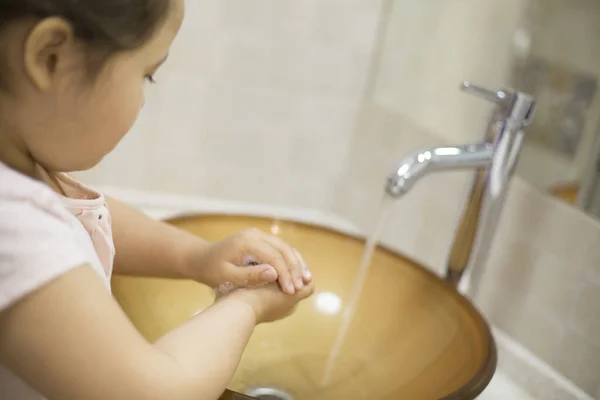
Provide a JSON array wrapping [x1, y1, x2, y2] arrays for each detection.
[[145, 75, 157, 84]]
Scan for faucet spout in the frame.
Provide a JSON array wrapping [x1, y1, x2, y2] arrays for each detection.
[[383, 81, 535, 294], [386, 143, 494, 197]]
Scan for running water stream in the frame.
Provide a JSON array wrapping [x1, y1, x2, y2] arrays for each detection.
[[321, 195, 394, 386]]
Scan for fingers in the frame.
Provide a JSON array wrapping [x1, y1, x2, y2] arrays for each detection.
[[293, 248, 312, 284], [259, 234, 306, 291], [294, 282, 315, 300], [261, 282, 314, 308], [239, 235, 296, 295], [227, 263, 278, 287], [236, 228, 312, 295]]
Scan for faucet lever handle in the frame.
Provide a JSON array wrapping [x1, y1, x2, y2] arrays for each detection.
[[460, 81, 508, 104], [461, 81, 536, 126]]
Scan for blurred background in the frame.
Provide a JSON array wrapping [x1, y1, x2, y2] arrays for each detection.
[[75, 0, 600, 398]]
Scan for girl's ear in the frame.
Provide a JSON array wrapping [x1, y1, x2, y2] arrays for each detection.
[[23, 17, 78, 91]]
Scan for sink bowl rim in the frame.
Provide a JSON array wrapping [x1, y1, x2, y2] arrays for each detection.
[[164, 213, 498, 400]]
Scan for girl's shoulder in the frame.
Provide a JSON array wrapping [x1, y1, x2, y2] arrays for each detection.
[[0, 162, 94, 312], [0, 162, 71, 223]]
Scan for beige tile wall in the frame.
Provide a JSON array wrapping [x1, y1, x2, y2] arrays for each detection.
[[373, 0, 528, 144], [79, 0, 384, 210], [77, 0, 600, 395]]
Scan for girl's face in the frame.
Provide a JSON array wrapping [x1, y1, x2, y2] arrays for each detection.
[[0, 0, 184, 174]]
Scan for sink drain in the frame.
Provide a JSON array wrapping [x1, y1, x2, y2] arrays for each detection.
[[244, 387, 295, 400]]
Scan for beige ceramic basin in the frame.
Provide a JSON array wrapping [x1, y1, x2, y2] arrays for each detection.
[[112, 215, 496, 400]]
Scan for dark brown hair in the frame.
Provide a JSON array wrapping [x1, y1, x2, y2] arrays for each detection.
[[0, 0, 171, 84]]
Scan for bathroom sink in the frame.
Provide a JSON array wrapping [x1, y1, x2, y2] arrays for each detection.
[[112, 215, 496, 400]]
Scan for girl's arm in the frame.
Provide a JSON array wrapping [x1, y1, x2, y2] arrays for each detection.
[[0, 266, 256, 400], [106, 197, 308, 293], [0, 264, 314, 400], [107, 196, 204, 279]]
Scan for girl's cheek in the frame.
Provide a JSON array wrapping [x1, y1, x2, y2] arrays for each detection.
[[118, 83, 144, 131]]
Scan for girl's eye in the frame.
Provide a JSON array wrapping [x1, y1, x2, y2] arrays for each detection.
[[145, 75, 157, 84]]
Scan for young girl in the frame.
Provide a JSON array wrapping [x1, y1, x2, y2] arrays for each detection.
[[0, 1, 315, 399]]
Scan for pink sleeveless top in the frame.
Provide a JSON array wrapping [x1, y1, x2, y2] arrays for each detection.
[[53, 172, 115, 279]]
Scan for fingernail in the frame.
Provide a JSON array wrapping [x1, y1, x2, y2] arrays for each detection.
[[287, 282, 295, 294], [261, 267, 277, 281], [295, 278, 304, 289], [303, 269, 312, 280]]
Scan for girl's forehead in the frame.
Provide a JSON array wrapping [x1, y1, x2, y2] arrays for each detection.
[[146, 0, 184, 51]]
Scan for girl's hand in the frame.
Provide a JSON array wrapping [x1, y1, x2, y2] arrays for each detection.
[[218, 281, 316, 324], [187, 228, 312, 295]]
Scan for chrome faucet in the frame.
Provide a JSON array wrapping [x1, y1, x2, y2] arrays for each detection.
[[386, 82, 536, 296]]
